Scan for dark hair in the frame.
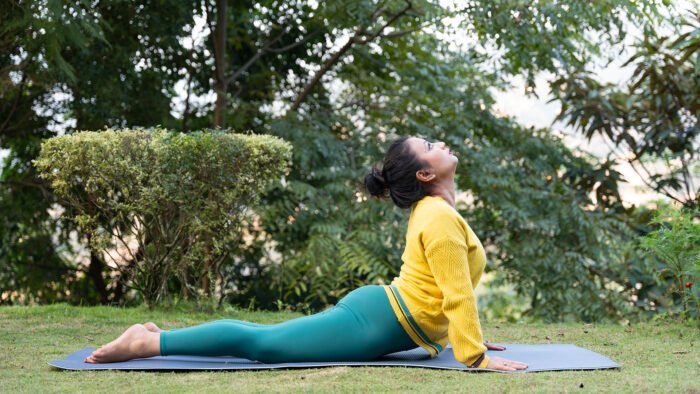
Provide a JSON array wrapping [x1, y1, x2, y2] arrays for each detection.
[[364, 136, 428, 209]]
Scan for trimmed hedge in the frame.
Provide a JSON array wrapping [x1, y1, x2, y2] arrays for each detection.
[[33, 128, 292, 306]]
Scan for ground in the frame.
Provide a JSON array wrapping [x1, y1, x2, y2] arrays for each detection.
[[1, 304, 698, 393]]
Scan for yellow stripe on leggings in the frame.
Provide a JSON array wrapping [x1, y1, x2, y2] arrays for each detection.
[[382, 285, 440, 358]]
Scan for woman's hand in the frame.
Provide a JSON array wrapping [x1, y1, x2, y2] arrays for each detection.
[[484, 340, 506, 351], [485, 356, 528, 371]]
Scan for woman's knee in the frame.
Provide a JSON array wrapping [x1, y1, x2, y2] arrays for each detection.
[[248, 336, 284, 363]]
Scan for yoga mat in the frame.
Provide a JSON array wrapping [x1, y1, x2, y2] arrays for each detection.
[[49, 344, 619, 373]]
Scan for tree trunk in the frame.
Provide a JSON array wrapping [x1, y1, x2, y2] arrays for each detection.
[[201, 243, 212, 297], [182, 50, 195, 132], [180, 270, 190, 300], [111, 230, 148, 304], [88, 251, 109, 304], [111, 256, 136, 304], [211, 0, 228, 128]]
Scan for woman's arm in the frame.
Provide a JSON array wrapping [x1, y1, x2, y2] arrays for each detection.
[[421, 210, 489, 368]]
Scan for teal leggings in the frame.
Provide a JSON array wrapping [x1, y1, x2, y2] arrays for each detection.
[[159, 285, 418, 363]]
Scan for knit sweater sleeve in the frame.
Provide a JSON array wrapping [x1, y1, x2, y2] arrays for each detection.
[[421, 209, 489, 368]]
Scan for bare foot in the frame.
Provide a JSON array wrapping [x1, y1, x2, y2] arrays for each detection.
[[84, 324, 160, 363], [143, 322, 163, 333]]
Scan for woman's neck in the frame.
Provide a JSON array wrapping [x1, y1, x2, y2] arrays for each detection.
[[428, 183, 456, 207]]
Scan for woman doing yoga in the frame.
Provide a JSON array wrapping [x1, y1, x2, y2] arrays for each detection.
[[85, 136, 528, 371]]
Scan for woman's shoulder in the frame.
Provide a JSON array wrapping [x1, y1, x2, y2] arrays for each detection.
[[414, 195, 459, 214]]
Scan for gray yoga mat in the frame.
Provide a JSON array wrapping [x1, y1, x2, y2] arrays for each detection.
[[49, 344, 619, 373]]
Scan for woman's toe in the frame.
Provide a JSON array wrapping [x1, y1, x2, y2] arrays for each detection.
[[91, 347, 108, 359]]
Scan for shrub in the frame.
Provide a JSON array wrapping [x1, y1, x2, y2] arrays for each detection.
[[641, 202, 700, 325], [33, 128, 292, 307]]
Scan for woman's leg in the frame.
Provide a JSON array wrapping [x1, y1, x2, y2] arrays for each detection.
[[144, 320, 264, 333], [159, 285, 417, 363], [84, 319, 267, 364], [87, 285, 417, 363]]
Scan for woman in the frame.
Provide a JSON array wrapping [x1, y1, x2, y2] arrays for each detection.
[[85, 136, 527, 371]]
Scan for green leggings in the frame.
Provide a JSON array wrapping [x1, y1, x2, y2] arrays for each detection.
[[159, 285, 418, 363]]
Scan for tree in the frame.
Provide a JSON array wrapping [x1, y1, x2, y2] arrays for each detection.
[[551, 9, 700, 210], [1, 0, 672, 322], [1, 0, 107, 304], [0, 0, 196, 304], [33, 129, 291, 306], [206, 0, 663, 320]]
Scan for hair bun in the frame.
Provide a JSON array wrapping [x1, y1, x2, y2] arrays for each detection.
[[364, 165, 389, 198]]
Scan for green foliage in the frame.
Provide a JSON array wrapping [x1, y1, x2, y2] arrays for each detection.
[[550, 10, 700, 209], [476, 272, 529, 323], [1, 0, 683, 324], [463, 0, 658, 88], [32, 128, 292, 306], [0, 141, 79, 304], [0, 1, 112, 304], [214, 1, 671, 321], [459, 114, 641, 322], [1, 0, 199, 305], [250, 44, 640, 321], [641, 202, 700, 325]]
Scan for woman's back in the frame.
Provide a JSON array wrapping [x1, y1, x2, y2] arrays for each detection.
[[383, 194, 489, 368]]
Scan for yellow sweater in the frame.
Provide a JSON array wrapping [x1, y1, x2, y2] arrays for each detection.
[[382, 195, 490, 368]]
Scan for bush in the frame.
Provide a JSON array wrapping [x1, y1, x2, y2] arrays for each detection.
[[641, 202, 700, 326], [33, 128, 292, 307]]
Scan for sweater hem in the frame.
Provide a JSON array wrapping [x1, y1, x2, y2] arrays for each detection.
[[476, 354, 490, 368], [383, 285, 443, 358]]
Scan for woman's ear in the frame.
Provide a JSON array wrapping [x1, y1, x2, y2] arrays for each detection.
[[416, 169, 436, 183]]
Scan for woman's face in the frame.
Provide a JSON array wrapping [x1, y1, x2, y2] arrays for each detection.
[[406, 137, 458, 183]]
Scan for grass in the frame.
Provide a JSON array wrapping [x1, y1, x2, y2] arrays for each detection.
[[1, 304, 699, 393]]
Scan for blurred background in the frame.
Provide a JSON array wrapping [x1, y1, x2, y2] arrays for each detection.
[[1, 0, 698, 324]]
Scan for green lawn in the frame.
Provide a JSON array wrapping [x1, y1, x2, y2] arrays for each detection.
[[1, 304, 698, 393]]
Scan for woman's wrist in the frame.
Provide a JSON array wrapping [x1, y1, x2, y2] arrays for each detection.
[[469, 353, 490, 368], [477, 354, 490, 368]]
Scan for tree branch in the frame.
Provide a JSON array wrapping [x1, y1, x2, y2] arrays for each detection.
[[0, 177, 52, 200], [680, 155, 695, 202], [370, 1, 387, 21], [356, 1, 413, 44], [290, 1, 413, 111], [224, 27, 290, 86], [224, 27, 321, 89], [628, 158, 686, 206], [0, 69, 27, 136], [601, 127, 690, 206], [267, 28, 321, 53], [380, 25, 424, 38], [290, 36, 356, 112]]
